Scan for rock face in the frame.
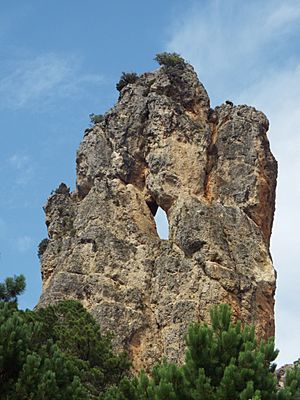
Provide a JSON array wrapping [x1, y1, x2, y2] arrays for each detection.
[[38, 61, 277, 371]]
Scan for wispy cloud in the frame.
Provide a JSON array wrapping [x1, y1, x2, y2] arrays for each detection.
[[0, 53, 104, 110], [8, 153, 34, 186], [266, 2, 300, 31], [8, 154, 34, 186], [166, 0, 300, 366], [16, 235, 34, 252], [167, 0, 300, 103], [239, 64, 300, 365]]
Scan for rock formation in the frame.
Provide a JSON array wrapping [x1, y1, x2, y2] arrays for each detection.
[[38, 59, 277, 371]]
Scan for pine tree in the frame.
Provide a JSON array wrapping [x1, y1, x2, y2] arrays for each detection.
[[2, 272, 299, 399], [0, 302, 88, 399], [182, 304, 279, 399], [280, 366, 300, 399], [104, 304, 299, 400], [0, 274, 25, 303], [32, 300, 130, 396], [13, 342, 89, 400], [0, 276, 130, 399]]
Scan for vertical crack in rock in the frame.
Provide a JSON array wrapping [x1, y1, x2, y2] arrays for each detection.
[[38, 61, 278, 372], [204, 111, 219, 202]]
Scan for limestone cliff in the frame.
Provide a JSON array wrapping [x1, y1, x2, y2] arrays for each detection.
[[38, 59, 277, 371]]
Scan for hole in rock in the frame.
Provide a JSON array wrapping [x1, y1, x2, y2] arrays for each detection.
[[154, 207, 169, 240]]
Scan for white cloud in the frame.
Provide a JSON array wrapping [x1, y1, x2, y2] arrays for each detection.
[[166, 0, 300, 104], [237, 64, 300, 366], [16, 235, 33, 252], [9, 153, 34, 186], [0, 53, 104, 110], [267, 2, 300, 31], [167, 0, 300, 366], [9, 154, 30, 169]]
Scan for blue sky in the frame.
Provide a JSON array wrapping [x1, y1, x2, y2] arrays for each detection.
[[1, 0, 299, 366]]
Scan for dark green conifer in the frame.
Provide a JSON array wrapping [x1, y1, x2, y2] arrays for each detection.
[[104, 304, 299, 400], [0, 274, 25, 303], [0, 276, 129, 399]]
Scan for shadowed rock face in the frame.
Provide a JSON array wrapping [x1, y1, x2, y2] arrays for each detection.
[[38, 62, 277, 371]]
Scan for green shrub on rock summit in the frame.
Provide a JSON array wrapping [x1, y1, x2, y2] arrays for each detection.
[[154, 52, 185, 67]]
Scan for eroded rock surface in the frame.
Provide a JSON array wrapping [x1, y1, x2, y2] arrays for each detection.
[[38, 61, 277, 371]]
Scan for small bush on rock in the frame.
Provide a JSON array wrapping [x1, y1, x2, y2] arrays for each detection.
[[116, 72, 139, 91], [51, 182, 70, 195], [154, 52, 185, 67], [38, 238, 49, 259], [89, 113, 104, 124]]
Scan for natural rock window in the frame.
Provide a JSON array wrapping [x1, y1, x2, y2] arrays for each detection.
[[154, 207, 169, 240]]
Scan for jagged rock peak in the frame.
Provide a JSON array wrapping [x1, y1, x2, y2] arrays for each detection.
[[39, 56, 278, 371]]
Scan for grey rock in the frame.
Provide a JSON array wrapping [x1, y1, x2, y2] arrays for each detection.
[[38, 61, 277, 372]]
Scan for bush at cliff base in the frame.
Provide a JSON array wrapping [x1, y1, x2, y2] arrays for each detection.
[[103, 304, 300, 400], [0, 278, 130, 400]]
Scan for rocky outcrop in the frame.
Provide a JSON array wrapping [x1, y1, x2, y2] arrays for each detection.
[[276, 364, 293, 388], [276, 359, 300, 388], [38, 60, 277, 371]]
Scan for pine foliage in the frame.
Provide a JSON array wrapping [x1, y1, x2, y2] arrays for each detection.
[[104, 304, 300, 400], [0, 274, 25, 303], [0, 275, 130, 399], [0, 301, 89, 399], [1, 273, 300, 399]]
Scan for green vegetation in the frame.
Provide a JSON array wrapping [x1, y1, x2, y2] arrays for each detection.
[[116, 72, 139, 91], [154, 52, 185, 67], [1, 276, 300, 399], [0, 274, 25, 303], [104, 304, 300, 400], [0, 301, 89, 399], [89, 113, 105, 124], [38, 238, 49, 259], [50, 182, 70, 196], [0, 276, 129, 399], [33, 301, 130, 396]]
